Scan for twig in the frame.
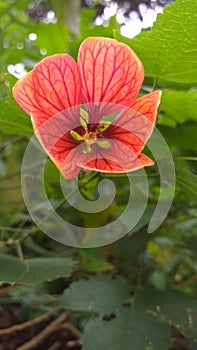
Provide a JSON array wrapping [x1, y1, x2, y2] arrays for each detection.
[[152, 77, 158, 91], [16, 310, 70, 350], [47, 341, 61, 350], [176, 274, 197, 289], [15, 240, 24, 260], [0, 307, 61, 335], [58, 322, 81, 338]]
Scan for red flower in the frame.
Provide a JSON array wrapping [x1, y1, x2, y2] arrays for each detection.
[[13, 37, 161, 179]]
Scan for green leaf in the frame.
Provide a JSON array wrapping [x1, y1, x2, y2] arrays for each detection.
[[129, 207, 154, 235], [0, 254, 74, 285], [20, 257, 74, 286], [81, 258, 114, 273], [118, 0, 197, 83], [82, 308, 170, 350], [0, 253, 26, 283], [159, 123, 197, 152], [159, 90, 197, 124], [136, 287, 197, 342], [175, 161, 197, 199], [59, 275, 131, 314], [69, 10, 120, 60], [34, 23, 69, 56], [81, 285, 196, 350], [0, 75, 32, 134]]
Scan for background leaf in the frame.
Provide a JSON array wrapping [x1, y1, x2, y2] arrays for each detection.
[[159, 90, 197, 124], [81, 284, 197, 350], [0, 253, 26, 283], [0, 254, 74, 285], [59, 275, 131, 314], [118, 0, 197, 84], [0, 75, 32, 134]]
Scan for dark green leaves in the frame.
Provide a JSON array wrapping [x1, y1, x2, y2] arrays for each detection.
[[0, 254, 74, 285], [59, 275, 131, 314], [59, 276, 197, 350]]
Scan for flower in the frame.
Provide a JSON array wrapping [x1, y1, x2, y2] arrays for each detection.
[[13, 37, 161, 179]]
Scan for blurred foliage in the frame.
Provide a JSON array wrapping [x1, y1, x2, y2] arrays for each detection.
[[0, 0, 197, 349]]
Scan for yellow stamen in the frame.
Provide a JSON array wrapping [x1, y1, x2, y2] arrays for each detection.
[[84, 131, 97, 144]]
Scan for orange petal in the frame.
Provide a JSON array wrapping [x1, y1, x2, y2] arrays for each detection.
[[76, 143, 154, 174], [51, 136, 82, 179], [78, 37, 144, 121], [33, 113, 83, 179], [102, 123, 144, 158], [13, 54, 82, 130], [130, 90, 162, 125], [103, 90, 162, 156]]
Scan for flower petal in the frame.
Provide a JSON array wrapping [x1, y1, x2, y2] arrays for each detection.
[[13, 54, 82, 130], [76, 143, 154, 174], [50, 134, 82, 179], [102, 90, 162, 156], [33, 113, 83, 179], [78, 37, 144, 121], [129, 90, 162, 125]]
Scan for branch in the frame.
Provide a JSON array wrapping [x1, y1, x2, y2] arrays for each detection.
[[16, 310, 70, 350], [0, 307, 60, 335]]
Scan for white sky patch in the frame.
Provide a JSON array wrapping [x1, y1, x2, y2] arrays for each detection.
[[116, 8, 125, 24], [9, 2, 164, 79], [103, 1, 118, 20], [155, 5, 163, 14], [121, 17, 142, 39], [47, 10, 55, 20], [142, 8, 157, 29], [8, 63, 27, 78], [43, 10, 57, 23], [95, 15, 104, 26], [96, 1, 163, 38]]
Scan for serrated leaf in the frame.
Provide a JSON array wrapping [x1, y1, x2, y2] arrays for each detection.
[[0, 254, 74, 285], [20, 257, 74, 286], [81, 285, 196, 350], [118, 0, 197, 83], [136, 287, 197, 342], [82, 307, 170, 350], [59, 275, 131, 314]]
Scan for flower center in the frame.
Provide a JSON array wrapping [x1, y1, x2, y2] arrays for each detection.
[[70, 108, 111, 153], [84, 131, 97, 144]]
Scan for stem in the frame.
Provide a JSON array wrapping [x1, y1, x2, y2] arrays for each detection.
[[15, 240, 24, 260], [174, 156, 197, 161], [152, 77, 158, 91], [79, 171, 100, 185]]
